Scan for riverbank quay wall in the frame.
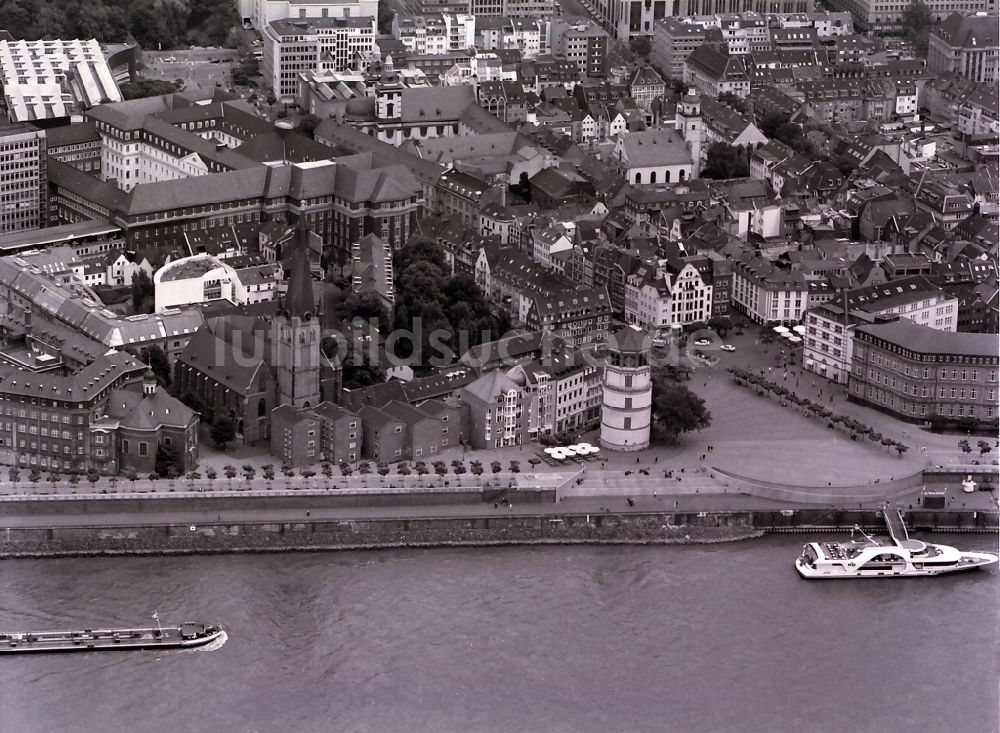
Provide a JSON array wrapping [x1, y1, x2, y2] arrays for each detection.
[[1, 503, 995, 558]]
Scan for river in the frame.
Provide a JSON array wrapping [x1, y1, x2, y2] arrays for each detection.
[[1, 535, 997, 733]]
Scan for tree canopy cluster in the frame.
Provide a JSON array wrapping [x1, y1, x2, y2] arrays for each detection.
[[0, 0, 237, 49], [120, 79, 182, 100], [392, 238, 510, 366], [901, 0, 934, 58], [702, 143, 750, 180], [651, 370, 712, 445]]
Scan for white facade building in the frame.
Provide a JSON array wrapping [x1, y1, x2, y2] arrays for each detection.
[[154, 254, 246, 312], [731, 257, 809, 324], [600, 326, 652, 452], [803, 276, 959, 384], [244, 0, 378, 32], [263, 16, 377, 102], [393, 14, 476, 55], [624, 261, 713, 331], [0, 39, 123, 122]]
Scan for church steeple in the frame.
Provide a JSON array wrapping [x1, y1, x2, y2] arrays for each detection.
[[282, 217, 316, 321], [275, 217, 321, 410]]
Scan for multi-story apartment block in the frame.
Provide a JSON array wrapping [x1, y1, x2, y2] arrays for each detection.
[[927, 13, 998, 83], [849, 320, 999, 430], [684, 45, 751, 98], [393, 14, 476, 55], [598, 0, 813, 41], [652, 19, 707, 80], [45, 122, 101, 176], [0, 123, 47, 235], [49, 151, 423, 264], [414, 0, 554, 13], [507, 347, 603, 438], [263, 17, 377, 103], [803, 276, 959, 384], [242, 0, 378, 32], [502, 0, 556, 16], [459, 370, 532, 448], [624, 260, 714, 331], [550, 18, 610, 78], [526, 287, 614, 346], [84, 97, 269, 192], [0, 39, 123, 122], [0, 250, 204, 362], [825, 0, 988, 35], [731, 257, 809, 324], [629, 65, 667, 109], [957, 84, 999, 137], [0, 352, 196, 476]]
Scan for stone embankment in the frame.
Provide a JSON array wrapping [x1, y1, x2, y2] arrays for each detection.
[[1, 513, 763, 559]]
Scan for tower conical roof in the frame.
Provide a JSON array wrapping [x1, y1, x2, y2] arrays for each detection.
[[282, 218, 315, 320]]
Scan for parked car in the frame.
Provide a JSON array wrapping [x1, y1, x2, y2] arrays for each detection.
[[721, 345, 736, 352], [694, 338, 712, 347]]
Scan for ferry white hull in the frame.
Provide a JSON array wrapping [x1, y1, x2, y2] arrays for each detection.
[[796, 552, 997, 579]]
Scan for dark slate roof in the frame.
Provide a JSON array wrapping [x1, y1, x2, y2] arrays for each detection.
[[281, 219, 316, 320], [856, 320, 1000, 358]]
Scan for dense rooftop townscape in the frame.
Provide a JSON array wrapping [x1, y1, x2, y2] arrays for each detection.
[[0, 0, 995, 481]]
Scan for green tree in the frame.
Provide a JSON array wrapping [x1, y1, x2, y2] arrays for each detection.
[[701, 143, 750, 180], [717, 91, 747, 115], [180, 391, 205, 416], [330, 289, 392, 333], [119, 79, 179, 100], [629, 37, 651, 60], [902, 0, 933, 57], [155, 443, 182, 477], [141, 345, 172, 388], [708, 316, 734, 337], [651, 378, 712, 445], [211, 416, 236, 450], [377, 2, 395, 33], [509, 170, 532, 203], [298, 113, 322, 139], [131, 269, 155, 314]]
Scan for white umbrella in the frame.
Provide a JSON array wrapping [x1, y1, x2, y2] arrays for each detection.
[[562, 448, 578, 458], [792, 324, 807, 334], [782, 331, 795, 339], [588, 446, 600, 456], [549, 449, 566, 460], [788, 335, 802, 343], [544, 447, 558, 455], [773, 325, 789, 334]]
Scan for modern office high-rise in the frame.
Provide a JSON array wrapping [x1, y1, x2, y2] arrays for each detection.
[[0, 122, 47, 235]]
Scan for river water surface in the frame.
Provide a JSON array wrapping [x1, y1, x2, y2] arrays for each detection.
[[1, 535, 997, 733]]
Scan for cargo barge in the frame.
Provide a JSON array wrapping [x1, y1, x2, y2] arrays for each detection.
[[0, 622, 223, 654]]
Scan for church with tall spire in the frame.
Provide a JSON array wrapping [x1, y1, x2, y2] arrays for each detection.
[[173, 218, 338, 447], [275, 218, 321, 410]]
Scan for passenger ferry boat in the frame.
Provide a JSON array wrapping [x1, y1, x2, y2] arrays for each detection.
[[0, 618, 223, 654], [796, 509, 998, 579]]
